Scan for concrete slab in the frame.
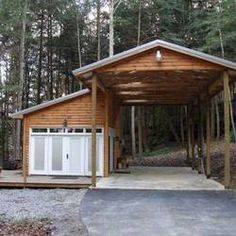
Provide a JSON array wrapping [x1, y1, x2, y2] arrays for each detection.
[[96, 167, 224, 190], [81, 189, 236, 236]]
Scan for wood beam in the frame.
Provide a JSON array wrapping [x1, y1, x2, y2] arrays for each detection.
[[104, 91, 109, 177], [86, 76, 106, 93], [97, 77, 106, 93], [206, 98, 211, 178], [122, 100, 188, 105], [223, 71, 231, 188], [91, 74, 97, 187], [208, 77, 223, 96]]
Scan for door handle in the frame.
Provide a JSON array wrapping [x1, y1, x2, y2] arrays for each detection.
[[66, 154, 69, 159]]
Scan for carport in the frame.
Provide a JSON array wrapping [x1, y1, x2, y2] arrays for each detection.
[[73, 39, 236, 188]]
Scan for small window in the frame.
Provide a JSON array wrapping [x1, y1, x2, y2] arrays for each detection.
[[96, 128, 102, 133], [85, 128, 102, 133], [50, 128, 64, 133], [32, 128, 47, 133], [67, 128, 74, 133], [74, 128, 84, 133]]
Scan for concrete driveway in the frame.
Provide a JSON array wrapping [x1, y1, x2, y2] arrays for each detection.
[[96, 167, 224, 190], [81, 189, 236, 236]]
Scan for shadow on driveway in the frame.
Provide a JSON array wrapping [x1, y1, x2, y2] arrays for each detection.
[[81, 190, 236, 236]]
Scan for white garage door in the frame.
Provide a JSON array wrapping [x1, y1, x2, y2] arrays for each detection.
[[29, 128, 104, 176]]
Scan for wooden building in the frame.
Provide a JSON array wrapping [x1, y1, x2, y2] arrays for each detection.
[[12, 39, 236, 188]]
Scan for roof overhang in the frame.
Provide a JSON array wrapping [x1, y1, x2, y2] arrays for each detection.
[[11, 89, 90, 119], [72, 39, 236, 106], [73, 39, 236, 77]]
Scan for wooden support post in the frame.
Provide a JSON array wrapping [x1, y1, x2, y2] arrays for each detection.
[[104, 91, 109, 177], [206, 99, 211, 178], [186, 105, 191, 164], [91, 74, 97, 187], [23, 119, 27, 187], [114, 105, 121, 167], [223, 71, 231, 188]]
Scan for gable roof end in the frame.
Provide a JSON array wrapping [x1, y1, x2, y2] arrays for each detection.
[[11, 89, 90, 119], [72, 39, 236, 77]]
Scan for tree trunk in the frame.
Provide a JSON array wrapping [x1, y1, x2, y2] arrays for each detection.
[[211, 98, 215, 139], [180, 106, 185, 147], [47, 7, 53, 100], [136, 0, 143, 161], [215, 96, 220, 140], [97, 0, 101, 60], [217, 1, 225, 58], [37, 9, 44, 104], [137, 0, 141, 46], [131, 106, 136, 158], [142, 108, 148, 152], [15, 0, 27, 161], [229, 87, 236, 141], [109, 0, 114, 57], [138, 106, 143, 162], [167, 115, 181, 145], [75, 2, 83, 90]]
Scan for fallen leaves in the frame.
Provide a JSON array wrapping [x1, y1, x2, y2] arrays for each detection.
[[0, 218, 54, 236]]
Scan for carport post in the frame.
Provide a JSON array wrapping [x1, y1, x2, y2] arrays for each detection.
[[206, 99, 211, 178], [91, 74, 97, 187], [223, 71, 230, 189]]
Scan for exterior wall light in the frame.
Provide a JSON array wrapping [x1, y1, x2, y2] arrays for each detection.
[[63, 118, 67, 128], [156, 50, 162, 62]]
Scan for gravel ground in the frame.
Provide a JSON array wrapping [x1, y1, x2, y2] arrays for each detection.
[[0, 189, 88, 236]]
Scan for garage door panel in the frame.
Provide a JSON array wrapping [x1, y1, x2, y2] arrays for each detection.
[[69, 137, 84, 175], [51, 137, 63, 172], [85, 136, 103, 176], [34, 137, 45, 171]]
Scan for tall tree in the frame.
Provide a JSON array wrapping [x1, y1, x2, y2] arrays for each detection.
[[97, 0, 101, 60], [15, 0, 28, 161]]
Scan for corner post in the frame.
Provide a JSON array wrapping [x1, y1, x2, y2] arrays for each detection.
[[206, 98, 211, 178], [104, 91, 109, 177], [223, 71, 230, 188], [91, 74, 97, 187]]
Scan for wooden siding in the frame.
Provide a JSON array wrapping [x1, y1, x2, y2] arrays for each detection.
[[98, 47, 223, 72], [23, 92, 105, 176]]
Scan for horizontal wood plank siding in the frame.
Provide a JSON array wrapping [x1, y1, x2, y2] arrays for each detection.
[[98, 48, 223, 72]]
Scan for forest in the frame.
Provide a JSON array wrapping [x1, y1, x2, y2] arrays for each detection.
[[0, 0, 236, 168]]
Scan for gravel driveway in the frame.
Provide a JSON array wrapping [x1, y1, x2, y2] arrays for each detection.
[[0, 189, 88, 236]]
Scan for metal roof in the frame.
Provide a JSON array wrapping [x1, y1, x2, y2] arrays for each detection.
[[73, 39, 236, 76], [11, 89, 90, 119]]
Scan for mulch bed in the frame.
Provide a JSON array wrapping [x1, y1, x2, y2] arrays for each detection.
[[209, 141, 236, 187], [0, 219, 53, 236], [129, 148, 188, 167]]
